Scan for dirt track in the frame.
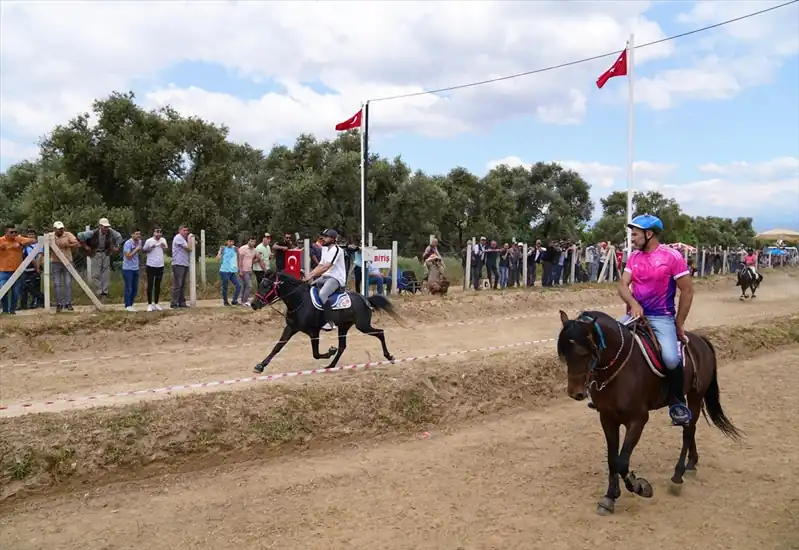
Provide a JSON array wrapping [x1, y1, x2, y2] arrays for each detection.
[[1, 275, 798, 415], [2, 346, 797, 550]]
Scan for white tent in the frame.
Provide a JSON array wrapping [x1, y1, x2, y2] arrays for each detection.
[[755, 228, 799, 241]]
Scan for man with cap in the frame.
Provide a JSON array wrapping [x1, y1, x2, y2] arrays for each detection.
[[304, 228, 347, 331], [0, 224, 37, 315], [77, 218, 122, 299], [51, 221, 80, 312]]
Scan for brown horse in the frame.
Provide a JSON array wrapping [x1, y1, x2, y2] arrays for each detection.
[[557, 309, 742, 516]]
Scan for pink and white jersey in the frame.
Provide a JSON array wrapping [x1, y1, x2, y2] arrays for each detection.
[[625, 244, 690, 317]]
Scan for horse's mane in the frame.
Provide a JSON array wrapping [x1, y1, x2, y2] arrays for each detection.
[[556, 310, 622, 361], [274, 270, 307, 286]]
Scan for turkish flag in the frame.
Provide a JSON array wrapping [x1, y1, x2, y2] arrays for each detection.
[[596, 49, 628, 89], [335, 109, 362, 131], [285, 249, 302, 278]]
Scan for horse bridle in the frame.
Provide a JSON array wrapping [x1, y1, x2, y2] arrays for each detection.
[[253, 278, 306, 317], [575, 315, 636, 392]]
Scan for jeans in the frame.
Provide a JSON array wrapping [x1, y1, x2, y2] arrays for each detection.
[[619, 314, 681, 370], [52, 262, 72, 306], [498, 266, 509, 288], [370, 274, 385, 296], [122, 269, 139, 307], [0, 271, 20, 313], [240, 271, 253, 303], [20, 271, 44, 308], [317, 276, 341, 303], [220, 271, 241, 304]]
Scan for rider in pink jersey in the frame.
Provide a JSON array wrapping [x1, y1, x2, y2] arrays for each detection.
[[625, 244, 690, 318], [618, 214, 695, 426]]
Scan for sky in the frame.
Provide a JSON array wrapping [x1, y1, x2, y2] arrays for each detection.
[[1, 0, 798, 232]]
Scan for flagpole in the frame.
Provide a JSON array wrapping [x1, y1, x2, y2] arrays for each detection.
[[626, 33, 635, 255], [360, 100, 369, 297]]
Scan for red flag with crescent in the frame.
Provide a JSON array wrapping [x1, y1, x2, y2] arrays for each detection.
[[285, 249, 302, 278]]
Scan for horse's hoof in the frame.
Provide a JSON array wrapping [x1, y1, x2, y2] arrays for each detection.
[[253, 364, 265, 374], [635, 478, 654, 498], [596, 498, 615, 516], [668, 480, 683, 496], [386, 355, 395, 362]]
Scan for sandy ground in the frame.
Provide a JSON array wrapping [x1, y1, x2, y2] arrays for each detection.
[[1, 347, 796, 550], [1, 277, 797, 415]]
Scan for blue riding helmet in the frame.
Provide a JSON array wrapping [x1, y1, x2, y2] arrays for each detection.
[[628, 214, 664, 233]]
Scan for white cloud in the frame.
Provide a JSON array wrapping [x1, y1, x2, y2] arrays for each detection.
[[635, 0, 799, 110], [486, 155, 799, 222], [0, 138, 38, 164], [487, 157, 675, 190], [1, 1, 673, 152], [698, 157, 799, 178]]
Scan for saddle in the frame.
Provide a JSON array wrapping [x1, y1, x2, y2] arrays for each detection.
[[309, 286, 352, 311], [626, 317, 687, 379]]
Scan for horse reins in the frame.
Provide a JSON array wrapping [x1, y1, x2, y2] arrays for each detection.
[[254, 278, 306, 318], [581, 317, 637, 392]]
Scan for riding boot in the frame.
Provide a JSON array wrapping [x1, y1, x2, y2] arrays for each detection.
[[666, 364, 691, 426]]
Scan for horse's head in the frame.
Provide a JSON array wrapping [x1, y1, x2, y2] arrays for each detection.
[[251, 270, 308, 311], [557, 310, 621, 400], [251, 270, 279, 311]]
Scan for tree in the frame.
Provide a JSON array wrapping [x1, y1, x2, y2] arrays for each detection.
[[0, 90, 752, 254]]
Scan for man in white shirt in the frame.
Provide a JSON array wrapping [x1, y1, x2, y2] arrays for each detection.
[[304, 228, 347, 331], [142, 228, 168, 311]]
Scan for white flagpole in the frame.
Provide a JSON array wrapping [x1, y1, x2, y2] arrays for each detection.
[[626, 33, 635, 255], [359, 100, 368, 297]]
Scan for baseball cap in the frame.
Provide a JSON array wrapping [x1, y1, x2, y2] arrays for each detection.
[[99, 218, 110, 227], [53, 221, 65, 229], [264, 232, 271, 237]]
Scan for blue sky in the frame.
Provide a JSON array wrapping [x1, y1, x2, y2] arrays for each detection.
[[1, 1, 797, 231]]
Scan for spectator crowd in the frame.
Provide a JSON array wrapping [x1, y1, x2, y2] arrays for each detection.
[[1, 219, 794, 316]]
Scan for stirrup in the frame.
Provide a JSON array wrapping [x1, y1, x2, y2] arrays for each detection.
[[669, 402, 692, 426]]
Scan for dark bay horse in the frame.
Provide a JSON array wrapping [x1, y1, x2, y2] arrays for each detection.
[[557, 310, 742, 516], [250, 270, 399, 372], [736, 267, 763, 300]]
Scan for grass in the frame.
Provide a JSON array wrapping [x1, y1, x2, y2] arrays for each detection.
[[1, 313, 797, 502]]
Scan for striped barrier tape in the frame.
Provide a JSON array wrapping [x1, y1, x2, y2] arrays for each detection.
[[0, 310, 782, 413], [0, 337, 558, 411], [0, 302, 626, 369]]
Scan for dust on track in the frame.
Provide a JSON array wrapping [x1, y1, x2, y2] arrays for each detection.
[[1, 275, 797, 415], [1, 347, 796, 550]]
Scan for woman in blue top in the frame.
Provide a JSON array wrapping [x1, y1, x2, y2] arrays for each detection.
[[216, 236, 241, 306]]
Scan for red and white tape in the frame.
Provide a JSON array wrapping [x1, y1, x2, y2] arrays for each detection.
[[0, 311, 783, 413], [0, 337, 558, 411], [0, 303, 625, 369]]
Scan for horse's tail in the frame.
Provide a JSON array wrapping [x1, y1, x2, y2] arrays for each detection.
[[699, 335, 743, 441], [367, 295, 404, 326]]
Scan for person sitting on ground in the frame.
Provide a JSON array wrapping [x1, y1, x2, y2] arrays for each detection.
[[425, 252, 450, 295]]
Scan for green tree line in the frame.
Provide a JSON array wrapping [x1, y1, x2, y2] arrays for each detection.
[[0, 91, 756, 256]]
